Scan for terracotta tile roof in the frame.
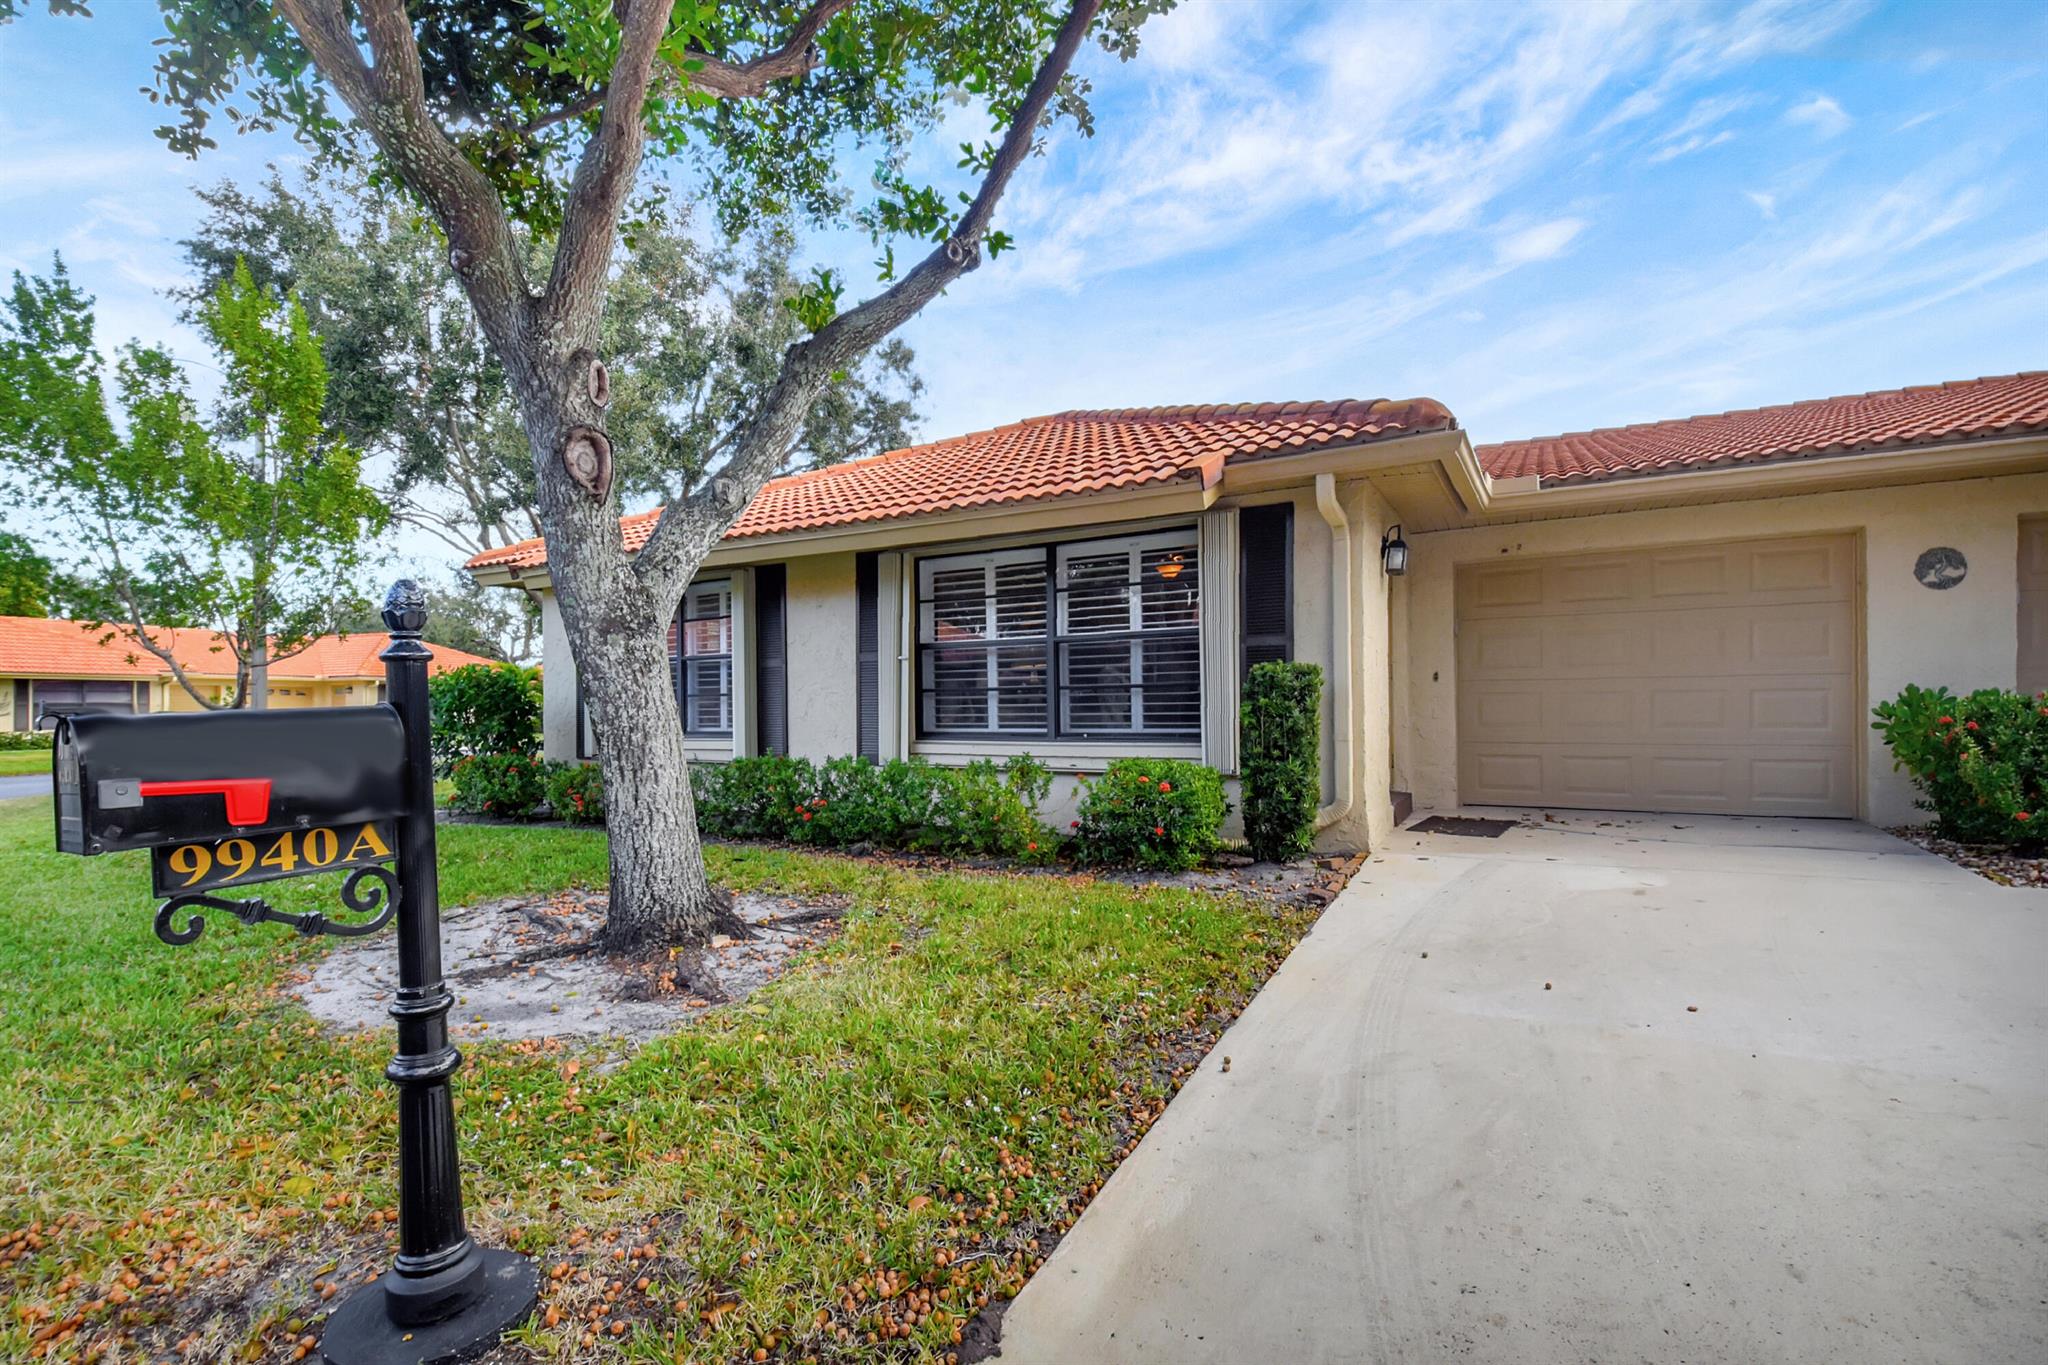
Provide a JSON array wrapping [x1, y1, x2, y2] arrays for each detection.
[[1477, 370, 2048, 485], [0, 616, 500, 680], [464, 398, 1456, 571]]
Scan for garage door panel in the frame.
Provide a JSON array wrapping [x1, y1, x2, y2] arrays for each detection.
[[1456, 534, 1857, 818], [1462, 744, 1851, 817]]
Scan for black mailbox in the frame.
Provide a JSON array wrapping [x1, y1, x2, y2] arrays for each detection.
[[53, 707, 408, 855]]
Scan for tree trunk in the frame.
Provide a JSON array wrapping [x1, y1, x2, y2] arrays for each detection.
[[250, 636, 270, 710], [564, 590, 741, 951]]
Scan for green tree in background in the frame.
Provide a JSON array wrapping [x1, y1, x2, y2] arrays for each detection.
[[0, 532, 74, 617], [180, 169, 924, 565], [0, 256, 389, 708]]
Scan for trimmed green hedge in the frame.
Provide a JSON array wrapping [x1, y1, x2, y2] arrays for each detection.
[[449, 752, 548, 819], [1069, 758, 1228, 872], [1873, 683, 2048, 848], [0, 731, 54, 751], [1241, 661, 1322, 862], [691, 754, 1057, 860], [427, 663, 542, 775]]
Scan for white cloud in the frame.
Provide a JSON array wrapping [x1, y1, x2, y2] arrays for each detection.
[[1496, 218, 1587, 265], [1745, 190, 1778, 219], [1785, 93, 1852, 137]]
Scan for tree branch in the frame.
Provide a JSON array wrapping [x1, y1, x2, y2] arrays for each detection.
[[274, 0, 535, 363], [632, 0, 1103, 591], [508, 0, 855, 139], [540, 0, 677, 333]]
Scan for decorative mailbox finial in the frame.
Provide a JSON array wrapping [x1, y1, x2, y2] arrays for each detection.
[[382, 578, 428, 636]]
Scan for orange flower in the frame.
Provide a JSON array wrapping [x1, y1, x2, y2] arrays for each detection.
[[1153, 825, 1165, 836], [1027, 841, 1038, 851], [2018, 811, 2033, 822], [1158, 781, 1172, 793]]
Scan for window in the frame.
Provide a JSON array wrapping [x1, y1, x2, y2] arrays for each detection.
[[917, 529, 1200, 740], [674, 579, 733, 736]]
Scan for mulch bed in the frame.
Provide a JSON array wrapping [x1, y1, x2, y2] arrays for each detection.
[[1889, 826, 2048, 887]]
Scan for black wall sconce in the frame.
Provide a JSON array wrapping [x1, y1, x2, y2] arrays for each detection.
[[1381, 524, 1409, 576]]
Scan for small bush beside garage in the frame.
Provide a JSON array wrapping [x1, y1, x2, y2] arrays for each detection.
[[1873, 684, 2048, 849]]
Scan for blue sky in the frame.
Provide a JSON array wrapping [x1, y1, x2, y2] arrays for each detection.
[[3, 0, 2045, 472]]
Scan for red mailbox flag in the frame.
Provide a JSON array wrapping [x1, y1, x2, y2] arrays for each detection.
[[137, 779, 273, 827]]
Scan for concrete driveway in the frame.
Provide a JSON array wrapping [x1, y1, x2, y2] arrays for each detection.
[[0, 775, 45, 801], [998, 812, 2048, 1365]]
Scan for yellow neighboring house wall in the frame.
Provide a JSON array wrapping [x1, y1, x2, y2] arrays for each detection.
[[0, 617, 498, 730]]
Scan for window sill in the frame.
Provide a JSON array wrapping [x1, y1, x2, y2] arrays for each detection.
[[911, 737, 1204, 771]]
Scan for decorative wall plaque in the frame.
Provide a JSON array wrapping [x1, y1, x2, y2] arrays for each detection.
[[1913, 547, 1966, 590]]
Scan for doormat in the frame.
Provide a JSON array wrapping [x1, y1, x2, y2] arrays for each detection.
[[1408, 815, 1518, 838]]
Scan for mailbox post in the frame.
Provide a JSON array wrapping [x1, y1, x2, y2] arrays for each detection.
[[49, 579, 535, 1364], [319, 580, 538, 1362]]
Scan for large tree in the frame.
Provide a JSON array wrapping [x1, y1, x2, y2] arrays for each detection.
[[178, 168, 923, 564], [28, 0, 1160, 948], [0, 257, 388, 708]]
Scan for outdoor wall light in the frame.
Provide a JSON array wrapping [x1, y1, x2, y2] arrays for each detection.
[[1381, 525, 1409, 576], [1155, 552, 1185, 581]]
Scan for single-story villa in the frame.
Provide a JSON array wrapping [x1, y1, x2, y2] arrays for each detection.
[[0, 615, 499, 729], [466, 370, 2048, 851]]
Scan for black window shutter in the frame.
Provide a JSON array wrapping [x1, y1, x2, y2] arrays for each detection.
[[755, 565, 789, 756], [855, 552, 880, 762], [1240, 502, 1294, 677]]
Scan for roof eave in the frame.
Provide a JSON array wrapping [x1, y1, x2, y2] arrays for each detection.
[[1471, 431, 2048, 523]]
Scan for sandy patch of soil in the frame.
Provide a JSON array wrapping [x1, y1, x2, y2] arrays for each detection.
[[295, 889, 843, 1050], [1889, 825, 2048, 888]]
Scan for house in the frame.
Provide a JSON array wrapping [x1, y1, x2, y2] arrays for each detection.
[[0, 615, 501, 729], [465, 371, 2048, 849]]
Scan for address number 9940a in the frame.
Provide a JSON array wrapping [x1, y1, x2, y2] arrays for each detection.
[[150, 822, 396, 897]]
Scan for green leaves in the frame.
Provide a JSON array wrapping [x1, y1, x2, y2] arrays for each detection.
[[65, 1, 1170, 262], [1240, 662, 1323, 863], [781, 266, 844, 332], [0, 254, 388, 706]]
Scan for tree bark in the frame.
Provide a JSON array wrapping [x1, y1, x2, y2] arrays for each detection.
[[563, 591, 742, 950]]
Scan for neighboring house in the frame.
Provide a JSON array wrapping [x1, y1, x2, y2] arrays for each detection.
[[466, 371, 2048, 849], [0, 616, 500, 729]]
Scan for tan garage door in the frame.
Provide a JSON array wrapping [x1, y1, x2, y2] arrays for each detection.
[[1457, 534, 1858, 817]]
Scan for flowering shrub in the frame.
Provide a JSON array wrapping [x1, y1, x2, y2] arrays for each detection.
[[1070, 758, 1227, 871], [449, 752, 547, 819], [1872, 683, 2048, 849], [691, 753, 1055, 859], [691, 755, 814, 840], [0, 731, 53, 752], [543, 761, 605, 825]]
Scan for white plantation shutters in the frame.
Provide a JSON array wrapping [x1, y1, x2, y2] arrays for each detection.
[[920, 548, 1048, 734], [917, 529, 1200, 740], [674, 579, 734, 736]]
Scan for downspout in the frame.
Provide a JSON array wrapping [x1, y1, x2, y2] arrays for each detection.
[[1314, 473, 1355, 832]]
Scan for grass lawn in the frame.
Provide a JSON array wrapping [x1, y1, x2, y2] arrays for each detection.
[[0, 795, 1313, 1363], [0, 749, 49, 777]]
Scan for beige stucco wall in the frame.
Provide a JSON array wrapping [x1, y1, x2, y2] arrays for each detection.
[[540, 590, 580, 762], [784, 552, 861, 758], [1397, 470, 2048, 827]]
